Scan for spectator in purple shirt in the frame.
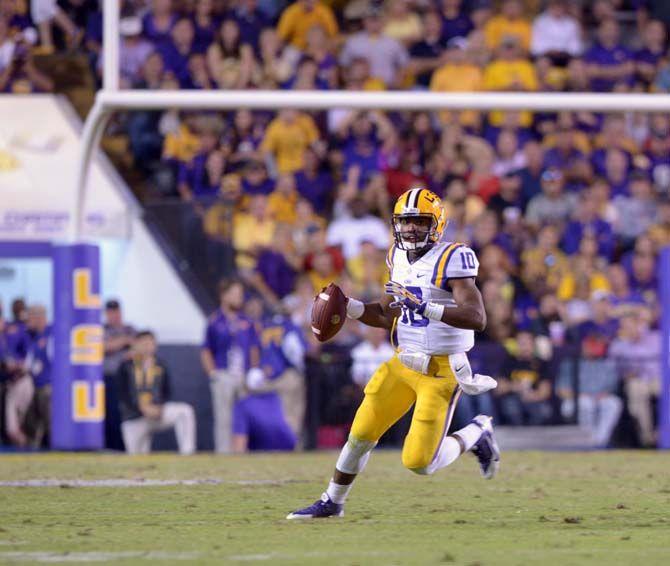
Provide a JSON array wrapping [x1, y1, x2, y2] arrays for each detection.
[[562, 190, 615, 259], [250, 224, 300, 303], [583, 18, 634, 92], [439, 0, 473, 42], [294, 147, 333, 215], [201, 278, 260, 453], [634, 19, 666, 87], [241, 159, 274, 196], [409, 10, 447, 88], [142, 0, 177, 44], [228, 0, 271, 54], [192, 0, 218, 53], [603, 148, 630, 197], [158, 17, 200, 88], [178, 124, 225, 202], [543, 121, 586, 174]]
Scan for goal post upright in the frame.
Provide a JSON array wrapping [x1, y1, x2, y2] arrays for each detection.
[[69, 0, 669, 449]]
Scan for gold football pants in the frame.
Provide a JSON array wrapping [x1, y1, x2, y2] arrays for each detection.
[[350, 354, 462, 470]]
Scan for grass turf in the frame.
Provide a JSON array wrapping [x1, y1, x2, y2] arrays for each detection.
[[1, 451, 669, 565]]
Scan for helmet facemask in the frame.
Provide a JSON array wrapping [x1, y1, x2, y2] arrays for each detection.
[[393, 214, 437, 251]]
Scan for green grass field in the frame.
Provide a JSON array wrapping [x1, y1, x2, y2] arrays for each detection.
[[1, 451, 669, 565]]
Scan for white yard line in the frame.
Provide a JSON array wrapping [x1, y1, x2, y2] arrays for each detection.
[[0, 478, 298, 488], [0, 551, 200, 562]]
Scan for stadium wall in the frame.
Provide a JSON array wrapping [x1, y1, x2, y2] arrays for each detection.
[[0, 95, 204, 343]]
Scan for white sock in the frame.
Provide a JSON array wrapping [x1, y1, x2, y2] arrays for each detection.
[[452, 423, 484, 452], [427, 436, 462, 473], [326, 480, 353, 504]]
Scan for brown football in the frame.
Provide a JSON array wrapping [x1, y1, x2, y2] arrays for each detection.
[[311, 283, 347, 342]]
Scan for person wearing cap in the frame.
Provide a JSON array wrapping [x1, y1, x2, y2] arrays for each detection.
[[276, 0, 338, 51], [339, 3, 410, 88], [104, 300, 136, 383], [531, 0, 582, 61], [484, 0, 531, 53], [525, 167, 577, 230], [105, 17, 153, 87], [429, 35, 482, 127], [118, 330, 196, 454]]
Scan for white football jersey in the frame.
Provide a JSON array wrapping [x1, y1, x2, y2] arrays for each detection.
[[387, 241, 480, 356]]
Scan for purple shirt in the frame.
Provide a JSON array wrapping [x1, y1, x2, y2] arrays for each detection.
[[203, 311, 259, 371], [193, 18, 218, 53], [158, 39, 202, 87], [229, 8, 271, 52], [255, 249, 297, 299], [543, 147, 586, 171], [142, 12, 178, 44], [178, 153, 220, 200], [561, 218, 615, 259], [294, 169, 333, 214], [232, 392, 296, 451], [441, 13, 472, 42], [583, 42, 633, 91], [242, 177, 274, 196]]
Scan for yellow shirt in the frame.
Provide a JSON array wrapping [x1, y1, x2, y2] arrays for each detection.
[[521, 247, 569, 291], [268, 190, 298, 224], [308, 271, 336, 293], [483, 59, 538, 127], [163, 123, 200, 163], [484, 16, 531, 52], [261, 114, 319, 173], [430, 63, 483, 126], [383, 14, 423, 44], [277, 2, 338, 50], [346, 254, 387, 292], [557, 271, 611, 301], [648, 223, 670, 247], [232, 213, 276, 269]]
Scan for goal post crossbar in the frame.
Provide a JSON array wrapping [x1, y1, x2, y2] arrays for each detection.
[[77, 93, 670, 455]]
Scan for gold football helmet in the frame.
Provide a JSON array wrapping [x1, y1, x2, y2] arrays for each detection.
[[392, 188, 447, 250]]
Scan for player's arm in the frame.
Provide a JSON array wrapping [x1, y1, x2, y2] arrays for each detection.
[[439, 277, 487, 331], [384, 277, 487, 332], [347, 293, 399, 330]]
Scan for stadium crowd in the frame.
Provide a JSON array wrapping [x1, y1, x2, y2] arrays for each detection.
[[1, 0, 670, 450]]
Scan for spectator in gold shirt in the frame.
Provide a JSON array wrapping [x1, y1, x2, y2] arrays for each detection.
[[277, 0, 338, 50], [261, 109, 320, 174], [430, 37, 483, 127], [484, 0, 532, 53], [233, 194, 276, 272], [483, 35, 538, 128]]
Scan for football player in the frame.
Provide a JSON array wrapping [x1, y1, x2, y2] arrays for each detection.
[[287, 188, 499, 519]]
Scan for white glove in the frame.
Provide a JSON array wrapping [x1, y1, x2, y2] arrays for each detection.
[[246, 368, 267, 391], [457, 373, 498, 396]]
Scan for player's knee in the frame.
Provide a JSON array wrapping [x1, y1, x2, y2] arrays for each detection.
[[335, 434, 377, 474], [401, 449, 433, 474]]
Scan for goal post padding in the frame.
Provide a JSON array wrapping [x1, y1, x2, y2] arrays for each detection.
[[51, 243, 104, 450]]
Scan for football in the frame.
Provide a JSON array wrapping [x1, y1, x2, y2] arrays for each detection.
[[311, 283, 347, 342]]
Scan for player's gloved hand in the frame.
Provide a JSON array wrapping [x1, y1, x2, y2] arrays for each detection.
[[384, 281, 445, 322], [384, 281, 425, 312]]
